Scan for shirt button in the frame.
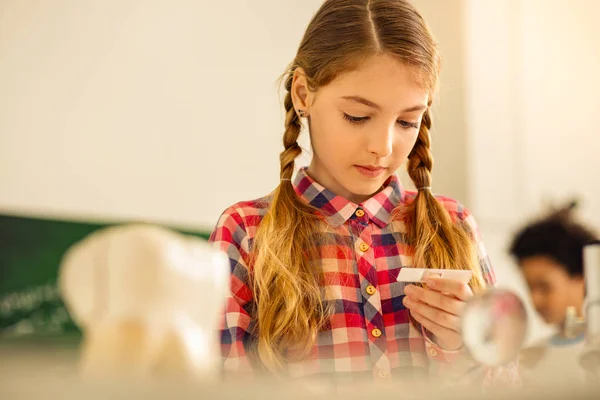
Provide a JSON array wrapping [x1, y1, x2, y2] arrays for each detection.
[[429, 347, 438, 357], [359, 243, 370, 252], [371, 328, 382, 338], [366, 285, 376, 295], [355, 209, 365, 218], [378, 370, 387, 378]]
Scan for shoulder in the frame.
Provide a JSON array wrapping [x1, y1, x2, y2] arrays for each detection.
[[209, 195, 272, 246], [403, 190, 474, 222], [402, 190, 482, 242]]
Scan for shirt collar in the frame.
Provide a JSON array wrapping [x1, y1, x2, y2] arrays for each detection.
[[292, 167, 403, 228]]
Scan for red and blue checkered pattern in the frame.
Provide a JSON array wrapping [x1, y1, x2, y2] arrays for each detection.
[[210, 168, 518, 386]]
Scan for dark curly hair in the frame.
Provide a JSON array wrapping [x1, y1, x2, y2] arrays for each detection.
[[509, 201, 597, 277]]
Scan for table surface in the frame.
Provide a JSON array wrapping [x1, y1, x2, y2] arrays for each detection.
[[1, 338, 598, 400]]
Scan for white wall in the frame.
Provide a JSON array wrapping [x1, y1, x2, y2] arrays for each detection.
[[519, 0, 600, 226], [0, 0, 323, 230]]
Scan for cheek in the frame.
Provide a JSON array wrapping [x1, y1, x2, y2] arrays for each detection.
[[542, 289, 566, 310], [312, 130, 357, 162], [310, 118, 361, 157], [530, 290, 547, 306], [391, 133, 418, 159]]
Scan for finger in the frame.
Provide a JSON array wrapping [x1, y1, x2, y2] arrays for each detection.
[[425, 276, 473, 301], [403, 285, 465, 316], [403, 296, 461, 331], [410, 309, 462, 346]]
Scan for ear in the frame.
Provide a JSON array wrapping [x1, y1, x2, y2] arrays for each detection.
[[291, 68, 315, 115]]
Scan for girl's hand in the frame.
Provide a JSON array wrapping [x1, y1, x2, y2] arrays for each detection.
[[402, 275, 473, 351]]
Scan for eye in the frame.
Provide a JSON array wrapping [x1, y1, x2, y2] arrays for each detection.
[[343, 113, 370, 125], [398, 120, 420, 130], [535, 282, 551, 295]]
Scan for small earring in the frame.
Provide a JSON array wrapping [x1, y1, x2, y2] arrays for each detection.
[[297, 109, 306, 118]]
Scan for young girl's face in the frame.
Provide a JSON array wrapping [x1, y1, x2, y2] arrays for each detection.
[[295, 54, 429, 204]]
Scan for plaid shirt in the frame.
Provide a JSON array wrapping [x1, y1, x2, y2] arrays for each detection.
[[210, 167, 519, 386]]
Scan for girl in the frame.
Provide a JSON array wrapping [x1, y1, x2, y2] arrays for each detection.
[[210, 0, 518, 386]]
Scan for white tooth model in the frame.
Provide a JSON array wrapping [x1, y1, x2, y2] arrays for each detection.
[[58, 224, 229, 381]]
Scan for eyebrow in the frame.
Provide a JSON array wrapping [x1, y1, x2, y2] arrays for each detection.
[[341, 95, 427, 113]]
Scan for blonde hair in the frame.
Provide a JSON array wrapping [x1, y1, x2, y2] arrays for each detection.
[[251, 0, 485, 372]]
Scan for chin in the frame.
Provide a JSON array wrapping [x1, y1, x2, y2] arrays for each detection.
[[345, 180, 386, 197]]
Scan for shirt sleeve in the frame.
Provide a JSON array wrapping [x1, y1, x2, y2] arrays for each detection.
[[209, 206, 255, 374], [426, 205, 521, 388]]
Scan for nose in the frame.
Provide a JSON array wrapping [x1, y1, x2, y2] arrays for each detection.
[[367, 123, 394, 158]]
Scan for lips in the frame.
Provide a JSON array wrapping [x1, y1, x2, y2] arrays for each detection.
[[355, 165, 386, 178], [357, 165, 384, 171]]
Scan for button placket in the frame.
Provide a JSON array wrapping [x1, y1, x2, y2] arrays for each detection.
[[354, 224, 388, 375]]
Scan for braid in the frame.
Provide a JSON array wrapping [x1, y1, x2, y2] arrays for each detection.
[[280, 72, 303, 180], [407, 109, 433, 189], [402, 108, 485, 292], [250, 67, 329, 372]]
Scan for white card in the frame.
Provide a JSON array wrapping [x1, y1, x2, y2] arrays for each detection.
[[396, 268, 473, 283]]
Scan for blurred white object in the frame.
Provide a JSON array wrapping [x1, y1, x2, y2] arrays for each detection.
[[565, 306, 586, 339], [461, 289, 528, 366], [396, 268, 472, 283], [580, 241, 600, 381], [58, 224, 229, 381]]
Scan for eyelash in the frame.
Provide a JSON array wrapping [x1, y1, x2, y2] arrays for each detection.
[[342, 113, 419, 129]]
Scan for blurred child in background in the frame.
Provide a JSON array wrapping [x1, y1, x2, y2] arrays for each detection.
[[510, 202, 597, 385]]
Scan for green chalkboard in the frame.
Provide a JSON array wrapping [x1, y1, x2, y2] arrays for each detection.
[[0, 214, 211, 343]]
